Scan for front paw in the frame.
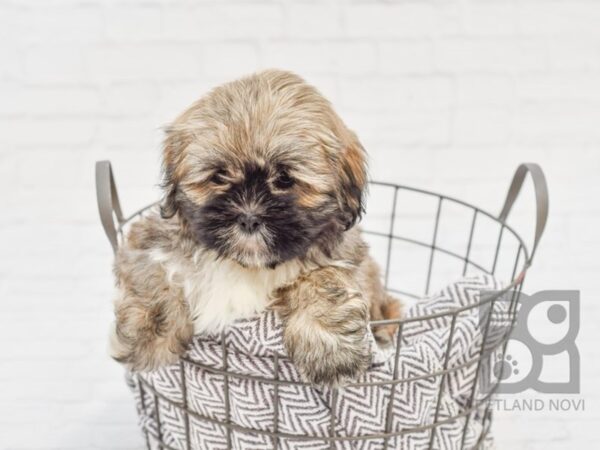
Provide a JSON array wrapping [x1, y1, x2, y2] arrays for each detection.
[[287, 327, 371, 386], [110, 303, 193, 372], [274, 267, 372, 386], [110, 325, 188, 372]]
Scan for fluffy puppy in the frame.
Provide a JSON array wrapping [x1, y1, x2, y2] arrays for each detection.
[[111, 70, 402, 385]]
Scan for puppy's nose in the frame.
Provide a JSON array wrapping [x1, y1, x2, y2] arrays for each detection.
[[237, 213, 262, 233]]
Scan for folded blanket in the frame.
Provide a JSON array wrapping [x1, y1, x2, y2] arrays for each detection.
[[129, 274, 505, 450]]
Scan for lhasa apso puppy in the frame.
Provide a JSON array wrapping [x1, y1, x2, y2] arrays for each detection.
[[110, 70, 402, 385]]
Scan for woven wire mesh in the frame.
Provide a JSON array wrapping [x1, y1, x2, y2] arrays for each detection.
[[116, 181, 532, 450]]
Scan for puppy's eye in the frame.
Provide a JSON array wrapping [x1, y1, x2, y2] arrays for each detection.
[[274, 170, 295, 189], [210, 169, 227, 185]]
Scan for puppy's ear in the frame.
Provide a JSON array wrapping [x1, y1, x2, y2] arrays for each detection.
[[159, 126, 189, 219], [160, 173, 178, 219], [337, 131, 367, 230]]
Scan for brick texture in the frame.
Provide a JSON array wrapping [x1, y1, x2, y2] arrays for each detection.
[[1, 1, 599, 449]]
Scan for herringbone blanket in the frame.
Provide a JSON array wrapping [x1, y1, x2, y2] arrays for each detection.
[[129, 274, 503, 449]]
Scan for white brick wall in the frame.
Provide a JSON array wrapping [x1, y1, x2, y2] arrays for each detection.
[[1, 0, 599, 448]]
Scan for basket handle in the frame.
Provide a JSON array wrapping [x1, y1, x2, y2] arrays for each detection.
[[95, 160, 125, 254], [498, 163, 548, 263]]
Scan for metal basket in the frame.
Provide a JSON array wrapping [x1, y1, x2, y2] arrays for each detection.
[[95, 161, 548, 450]]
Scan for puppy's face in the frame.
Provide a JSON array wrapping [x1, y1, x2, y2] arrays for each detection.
[[161, 70, 367, 268]]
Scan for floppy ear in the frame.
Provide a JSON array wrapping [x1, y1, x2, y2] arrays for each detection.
[[159, 172, 178, 219], [337, 131, 368, 230], [159, 127, 190, 219]]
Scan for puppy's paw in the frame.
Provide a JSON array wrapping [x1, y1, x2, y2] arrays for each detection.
[[110, 301, 193, 372], [273, 267, 371, 386], [287, 326, 371, 387]]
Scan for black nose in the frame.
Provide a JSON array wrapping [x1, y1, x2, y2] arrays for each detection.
[[237, 213, 262, 233]]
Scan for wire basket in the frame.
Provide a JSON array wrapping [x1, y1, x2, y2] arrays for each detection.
[[96, 162, 548, 450]]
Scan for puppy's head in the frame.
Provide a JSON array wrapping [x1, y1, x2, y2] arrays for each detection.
[[161, 70, 367, 268]]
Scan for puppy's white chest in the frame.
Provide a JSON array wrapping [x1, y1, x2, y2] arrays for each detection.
[[181, 254, 301, 334]]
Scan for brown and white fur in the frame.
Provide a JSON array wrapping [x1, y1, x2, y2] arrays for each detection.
[[110, 70, 402, 386]]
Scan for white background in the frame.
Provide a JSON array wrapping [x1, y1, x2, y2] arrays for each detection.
[[1, 0, 599, 449]]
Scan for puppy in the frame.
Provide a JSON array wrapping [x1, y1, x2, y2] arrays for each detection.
[[110, 70, 402, 385]]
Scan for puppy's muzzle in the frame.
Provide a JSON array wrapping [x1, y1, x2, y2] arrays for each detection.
[[237, 212, 262, 234]]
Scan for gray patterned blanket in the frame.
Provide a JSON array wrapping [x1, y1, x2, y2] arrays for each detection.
[[129, 274, 503, 449]]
